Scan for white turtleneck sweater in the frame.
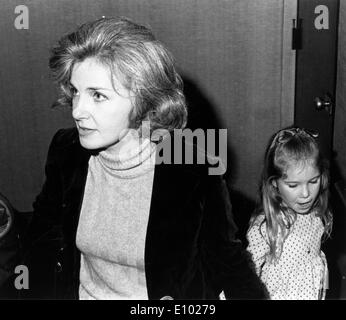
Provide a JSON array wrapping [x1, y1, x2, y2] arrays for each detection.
[[76, 131, 156, 300]]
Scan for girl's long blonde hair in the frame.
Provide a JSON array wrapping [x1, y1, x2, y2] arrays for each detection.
[[251, 127, 333, 263]]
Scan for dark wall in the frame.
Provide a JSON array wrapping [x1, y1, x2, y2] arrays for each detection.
[[0, 0, 293, 236]]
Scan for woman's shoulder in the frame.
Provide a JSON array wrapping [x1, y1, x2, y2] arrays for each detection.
[[156, 133, 225, 180], [46, 127, 89, 166], [50, 127, 79, 149], [157, 130, 226, 177]]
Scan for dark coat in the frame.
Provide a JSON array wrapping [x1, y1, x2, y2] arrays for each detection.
[[18, 128, 267, 300]]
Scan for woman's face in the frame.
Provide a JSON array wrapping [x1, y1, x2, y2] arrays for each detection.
[[70, 57, 133, 150], [274, 160, 321, 214]]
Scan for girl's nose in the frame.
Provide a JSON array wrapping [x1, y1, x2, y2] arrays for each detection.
[[301, 185, 310, 198]]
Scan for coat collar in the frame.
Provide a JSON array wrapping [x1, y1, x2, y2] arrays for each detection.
[[63, 128, 208, 205]]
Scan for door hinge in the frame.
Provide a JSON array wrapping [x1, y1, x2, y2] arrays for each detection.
[[292, 19, 302, 50]]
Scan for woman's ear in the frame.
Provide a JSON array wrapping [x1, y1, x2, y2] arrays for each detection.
[[271, 179, 278, 190]]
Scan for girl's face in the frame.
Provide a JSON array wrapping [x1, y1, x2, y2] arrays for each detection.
[[274, 160, 321, 214], [70, 57, 133, 150]]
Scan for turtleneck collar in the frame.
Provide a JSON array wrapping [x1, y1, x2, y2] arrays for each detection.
[[95, 130, 156, 178]]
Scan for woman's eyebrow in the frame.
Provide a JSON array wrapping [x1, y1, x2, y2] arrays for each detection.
[[87, 86, 113, 91], [68, 81, 113, 91]]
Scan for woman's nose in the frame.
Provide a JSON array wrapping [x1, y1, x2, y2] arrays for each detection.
[[72, 96, 89, 120]]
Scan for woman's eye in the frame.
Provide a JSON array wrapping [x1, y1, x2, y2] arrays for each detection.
[[70, 87, 78, 97], [93, 91, 107, 102], [309, 179, 319, 184]]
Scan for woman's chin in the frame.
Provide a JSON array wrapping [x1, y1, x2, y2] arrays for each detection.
[[79, 137, 102, 150]]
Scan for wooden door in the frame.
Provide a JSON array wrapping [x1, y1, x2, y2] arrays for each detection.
[[295, 0, 339, 160], [294, 0, 344, 300]]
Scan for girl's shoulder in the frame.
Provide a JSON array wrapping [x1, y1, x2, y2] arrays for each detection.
[[247, 213, 268, 243], [248, 213, 267, 237], [251, 213, 266, 227]]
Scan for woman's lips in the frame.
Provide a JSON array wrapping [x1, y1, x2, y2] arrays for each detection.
[[78, 127, 95, 135]]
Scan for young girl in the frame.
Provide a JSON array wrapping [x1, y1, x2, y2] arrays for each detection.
[[246, 127, 333, 300]]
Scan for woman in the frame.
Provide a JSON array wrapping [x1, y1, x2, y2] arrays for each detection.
[[20, 17, 267, 299]]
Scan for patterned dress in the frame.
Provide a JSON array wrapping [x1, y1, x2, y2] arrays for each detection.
[[246, 211, 328, 300]]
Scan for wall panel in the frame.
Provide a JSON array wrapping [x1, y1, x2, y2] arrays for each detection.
[[0, 0, 295, 225]]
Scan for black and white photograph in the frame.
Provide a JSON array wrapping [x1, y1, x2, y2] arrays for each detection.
[[0, 0, 345, 309]]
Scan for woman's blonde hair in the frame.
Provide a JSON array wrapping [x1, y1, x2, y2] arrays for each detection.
[[49, 17, 187, 135], [251, 127, 332, 262]]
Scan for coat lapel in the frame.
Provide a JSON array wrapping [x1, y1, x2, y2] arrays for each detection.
[[144, 163, 204, 299]]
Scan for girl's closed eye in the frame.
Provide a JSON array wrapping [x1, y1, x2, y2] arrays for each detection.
[[287, 184, 297, 188], [309, 177, 320, 184]]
